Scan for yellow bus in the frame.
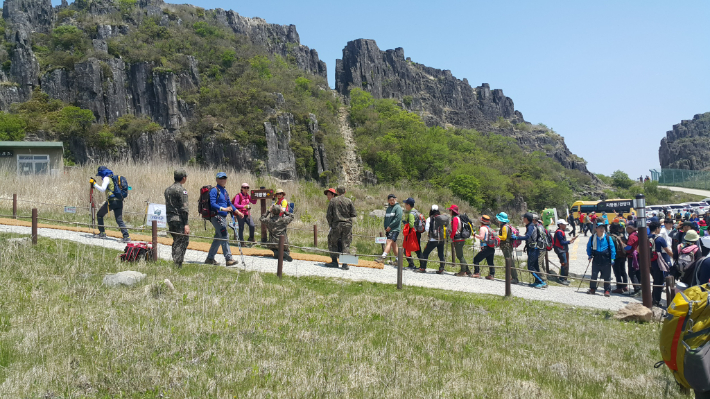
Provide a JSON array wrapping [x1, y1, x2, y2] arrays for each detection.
[[570, 199, 635, 220]]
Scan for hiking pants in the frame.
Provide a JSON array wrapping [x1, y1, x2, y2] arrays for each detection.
[[612, 257, 628, 289], [420, 241, 445, 270], [454, 241, 469, 274], [651, 261, 665, 304], [237, 214, 255, 242], [627, 257, 640, 292], [97, 200, 129, 238], [569, 222, 576, 237], [500, 243, 519, 281], [329, 222, 353, 261], [168, 221, 189, 266], [585, 223, 593, 236], [473, 246, 495, 276], [590, 254, 612, 292], [406, 232, 423, 267], [207, 215, 233, 261], [527, 247, 544, 284]]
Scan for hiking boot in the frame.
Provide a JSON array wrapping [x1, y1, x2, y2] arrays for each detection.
[[121, 237, 131, 243], [632, 290, 642, 297], [530, 282, 541, 289], [485, 275, 495, 281], [324, 262, 339, 268], [341, 264, 349, 270], [226, 259, 238, 266], [94, 232, 107, 239], [622, 287, 629, 293], [586, 289, 596, 295], [436, 269, 444, 275], [611, 288, 625, 294], [511, 278, 519, 285], [472, 273, 481, 278], [455, 272, 468, 277], [604, 291, 611, 297], [284, 255, 293, 262], [415, 268, 427, 273], [374, 257, 385, 264], [536, 282, 548, 289], [558, 278, 570, 286], [205, 258, 219, 265], [407, 265, 416, 270]]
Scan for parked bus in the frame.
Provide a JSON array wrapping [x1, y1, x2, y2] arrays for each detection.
[[570, 199, 635, 220]]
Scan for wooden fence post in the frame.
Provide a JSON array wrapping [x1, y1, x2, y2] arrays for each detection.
[[313, 224, 318, 247], [505, 257, 512, 297], [397, 245, 403, 290], [31, 208, 37, 245], [13, 194, 17, 219], [277, 235, 285, 279], [152, 220, 158, 262]]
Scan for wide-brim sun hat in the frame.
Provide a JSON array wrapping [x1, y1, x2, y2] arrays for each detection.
[[481, 215, 491, 224], [685, 230, 700, 242], [448, 204, 459, 215], [557, 219, 568, 225], [496, 212, 509, 223]]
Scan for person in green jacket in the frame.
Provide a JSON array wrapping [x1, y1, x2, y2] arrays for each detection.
[[375, 194, 402, 264]]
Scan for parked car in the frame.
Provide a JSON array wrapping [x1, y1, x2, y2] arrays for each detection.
[[684, 202, 709, 215]]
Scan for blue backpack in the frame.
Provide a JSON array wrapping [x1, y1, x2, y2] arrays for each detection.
[[110, 174, 130, 200]]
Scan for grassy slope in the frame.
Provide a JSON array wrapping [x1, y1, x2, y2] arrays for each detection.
[[0, 233, 684, 398]]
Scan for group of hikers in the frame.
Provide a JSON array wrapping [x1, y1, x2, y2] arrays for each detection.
[[92, 166, 710, 305]]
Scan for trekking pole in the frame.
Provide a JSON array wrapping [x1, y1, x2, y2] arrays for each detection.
[[89, 182, 96, 231], [576, 259, 593, 292], [229, 214, 246, 267]]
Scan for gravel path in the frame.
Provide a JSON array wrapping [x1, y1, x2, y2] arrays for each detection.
[[0, 224, 643, 311]]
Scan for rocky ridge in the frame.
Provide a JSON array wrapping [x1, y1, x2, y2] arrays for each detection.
[[335, 39, 591, 174], [659, 112, 710, 170]]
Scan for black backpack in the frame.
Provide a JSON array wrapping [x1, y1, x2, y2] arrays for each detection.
[[457, 214, 473, 239]]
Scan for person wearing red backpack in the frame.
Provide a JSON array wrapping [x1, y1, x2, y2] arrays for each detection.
[[232, 183, 258, 244], [473, 215, 496, 279], [402, 198, 423, 270], [553, 219, 577, 285]]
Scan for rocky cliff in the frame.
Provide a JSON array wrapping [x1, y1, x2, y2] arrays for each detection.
[[659, 112, 710, 170], [335, 39, 591, 174], [0, 0, 330, 181]]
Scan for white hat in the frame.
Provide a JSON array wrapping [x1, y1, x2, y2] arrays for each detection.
[[431, 204, 439, 211], [557, 219, 568, 225]]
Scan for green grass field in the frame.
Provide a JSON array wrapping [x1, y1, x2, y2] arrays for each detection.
[[0, 233, 686, 398]]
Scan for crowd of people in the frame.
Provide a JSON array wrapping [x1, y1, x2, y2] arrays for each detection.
[[91, 166, 710, 303]]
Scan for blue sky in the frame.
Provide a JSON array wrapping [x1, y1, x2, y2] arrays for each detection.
[[54, 1, 710, 179]]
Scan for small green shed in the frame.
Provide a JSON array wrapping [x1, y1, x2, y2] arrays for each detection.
[[0, 141, 64, 175]]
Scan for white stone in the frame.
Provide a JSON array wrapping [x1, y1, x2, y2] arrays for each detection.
[[103, 271, 146, 287]]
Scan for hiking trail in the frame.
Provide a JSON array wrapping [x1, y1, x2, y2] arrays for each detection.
[[338, 106, 363, 185]]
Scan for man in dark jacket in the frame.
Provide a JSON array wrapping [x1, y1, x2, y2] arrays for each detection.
[[512, 213, 547, 288], [164, 169, 190, 267], [325, 187, 357, 270], [206, 172, 237, 266], [375, 194, 402, 264], [418, 205, 449, 274], [567, 213, 577, 237]]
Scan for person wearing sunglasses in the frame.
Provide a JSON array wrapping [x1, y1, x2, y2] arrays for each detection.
[[232, 182, 258, 244]]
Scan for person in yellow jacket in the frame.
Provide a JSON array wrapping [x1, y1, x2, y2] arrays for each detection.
[[496, 212, 519, 284], [273, 189, 289, 214]]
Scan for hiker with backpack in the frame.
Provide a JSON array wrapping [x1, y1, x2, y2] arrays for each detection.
[[402, 198, 424, 270], [649, 221, 674, 306], [260, 204, 294, 262], [586, 222, 615, 296], [533, 214, 551, 283], [567, 213, 577, 237], [418, 205, 449, 274], [273, 189, 289, 214], [205, 172, 238, 266], [623, 221, 642, 296], [325, 187, 356, 270], [90, 166, 130, 242], [511, 212, 547, 288], [449, 204, 472, 277], [609, 228, 628, 294], [473, 215, 498, 279], [375, 194, 402, 264], [553, 219, 577, 285], [164, 169, 190, 268], [676, 230, 702, 287], [232, 182, 258, 244], [496, 212, 520, 284]]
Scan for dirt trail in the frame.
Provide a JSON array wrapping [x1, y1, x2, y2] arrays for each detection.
[[338, 107, 363, 185], [0, 218, 384, 269]]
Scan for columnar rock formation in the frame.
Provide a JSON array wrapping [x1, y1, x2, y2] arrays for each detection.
[[659, 112, 710, 170]]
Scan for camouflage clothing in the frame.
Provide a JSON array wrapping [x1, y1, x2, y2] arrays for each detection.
[[326, 195, 356, 259], [499, 241, 519, 282], [260, 212, 294, 256], [164, 182, 189, 266]]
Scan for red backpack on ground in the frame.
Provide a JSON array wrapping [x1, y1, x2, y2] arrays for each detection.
[[120, 242, 153, 262]]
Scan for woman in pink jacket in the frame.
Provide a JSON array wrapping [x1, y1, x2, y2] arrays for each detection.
[[232, 183, 258, 243]]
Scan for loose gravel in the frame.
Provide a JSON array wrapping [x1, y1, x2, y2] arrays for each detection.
[[0, 224, 643, 311]]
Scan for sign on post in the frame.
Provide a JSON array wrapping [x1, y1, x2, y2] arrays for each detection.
[[145, 203, 167, 228], [375, 237, 387, 244], [64, 206, 76, 214], [251, 189, 274, 200]]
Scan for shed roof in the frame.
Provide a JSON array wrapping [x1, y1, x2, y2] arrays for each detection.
[[0, 141, 64, 148]]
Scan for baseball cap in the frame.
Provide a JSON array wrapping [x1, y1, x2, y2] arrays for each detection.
[[403, 197, 415, 206], [216, 172, 227, 179], [649, 217, 660, 224], [387, 194, 397, 200], [431, 204, 439, 211], [626, 220, 637, 228], [324, 188, 337, 196], [241, 183, 249, 188], [557, 219, 568, 225]]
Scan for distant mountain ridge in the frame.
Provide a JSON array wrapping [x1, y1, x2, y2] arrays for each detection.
[[659, 112, 710, 170]]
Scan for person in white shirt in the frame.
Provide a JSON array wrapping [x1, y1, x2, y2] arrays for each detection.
[[91, 166, 130, 242]]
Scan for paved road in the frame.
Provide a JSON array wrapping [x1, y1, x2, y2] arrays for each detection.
[[0, 223, 644, 311], [660, 185, 710, 198]]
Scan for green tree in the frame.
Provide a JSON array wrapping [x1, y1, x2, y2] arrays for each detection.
[[611, 170, 634, 189], [118, 0, 137, 15], [0, 113, 26, 141], [57, 106, 94, 137], [449, 175, 482, 208]]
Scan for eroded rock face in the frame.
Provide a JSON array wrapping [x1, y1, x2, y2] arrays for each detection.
[[659, 112, 710, 170], [213, 8, 327, 79], [264, 113, 297, 180], [335, 39, 592, 175]]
